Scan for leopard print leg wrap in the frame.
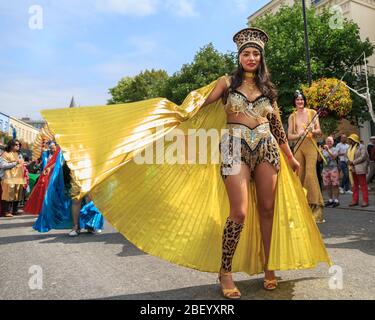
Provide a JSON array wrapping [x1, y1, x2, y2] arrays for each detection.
[[221, 218, 244, 273]]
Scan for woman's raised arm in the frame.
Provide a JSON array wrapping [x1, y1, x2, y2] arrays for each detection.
[[202, 76, 230, 107]]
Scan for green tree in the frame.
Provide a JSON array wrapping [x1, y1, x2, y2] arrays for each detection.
[[0, 131, 12, 146], [164, 43, 236, 105], [252, 3, 374, 123], [108, 69, 169, 104]]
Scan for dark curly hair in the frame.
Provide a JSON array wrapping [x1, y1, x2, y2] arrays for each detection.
[[5, 139, 21, 152]]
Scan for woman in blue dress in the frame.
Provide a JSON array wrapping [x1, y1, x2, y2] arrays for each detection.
[[33, 145, 104, 235]]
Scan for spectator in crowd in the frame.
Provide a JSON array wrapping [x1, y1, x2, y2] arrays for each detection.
[[367, 136, 375, 186], [27, 158, 41, 174], [336, 134, 351, 194], [321, 136, 340, 207], [0, 139, 25, 217], [20, 155, 31, 207], [348, 134, 369, 208]]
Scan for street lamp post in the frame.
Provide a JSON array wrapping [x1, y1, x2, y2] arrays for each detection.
[[302, 0, 313, 86]]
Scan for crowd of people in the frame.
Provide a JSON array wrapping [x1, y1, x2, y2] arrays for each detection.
[[317, 134, 373, 209], [0, 138, 104, 235]]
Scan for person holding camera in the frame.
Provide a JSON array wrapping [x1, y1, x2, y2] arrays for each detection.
[[321, 137, 340, 208]]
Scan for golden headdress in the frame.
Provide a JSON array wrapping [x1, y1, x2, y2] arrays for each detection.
[[233, 27, 269, 53]]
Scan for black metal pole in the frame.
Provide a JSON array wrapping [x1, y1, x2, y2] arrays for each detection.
[[302, 0, 312, 86]]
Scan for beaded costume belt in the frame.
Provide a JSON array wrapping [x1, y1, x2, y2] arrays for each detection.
[[226, 122, 271, 151]]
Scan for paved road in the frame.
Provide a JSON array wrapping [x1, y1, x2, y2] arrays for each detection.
[[0, 193, 374, 300]]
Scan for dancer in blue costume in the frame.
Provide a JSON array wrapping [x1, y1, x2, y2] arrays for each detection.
[[33, 147, 104, 234]]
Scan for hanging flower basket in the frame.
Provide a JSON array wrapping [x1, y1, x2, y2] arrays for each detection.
[[302, 78, 352, 119]]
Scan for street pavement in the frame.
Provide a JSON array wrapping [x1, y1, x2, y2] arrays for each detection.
[[0, 192, 374, 300]]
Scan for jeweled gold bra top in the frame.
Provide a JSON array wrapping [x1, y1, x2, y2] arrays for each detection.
[[224, 89, 274, 119]]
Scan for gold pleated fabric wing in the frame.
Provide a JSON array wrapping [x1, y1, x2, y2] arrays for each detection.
[[41, 79, 332, 275], [32, 124, 55, 160]]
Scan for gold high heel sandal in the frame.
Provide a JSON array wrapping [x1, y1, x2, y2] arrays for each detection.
[[218, 271, 241, 299], [263, 278, 278, 291]]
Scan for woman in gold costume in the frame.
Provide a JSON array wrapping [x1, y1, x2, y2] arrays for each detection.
[[288, 91, 325, 223], [1, 139, 25, 217], [202, 28, 312, 297], [40, 28, 332, 299]]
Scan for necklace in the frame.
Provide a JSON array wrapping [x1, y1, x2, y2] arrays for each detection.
[[244, 72, 255, 79], [243, 72, 256, 89], [243, 79, 256, 89]]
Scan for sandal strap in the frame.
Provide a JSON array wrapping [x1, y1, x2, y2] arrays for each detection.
[[218, 273, 241, 299], [264, 279, 277, 284], [223, 288, 240, 293], [222, 288, 241, 299], [263, 278, 278, 290]]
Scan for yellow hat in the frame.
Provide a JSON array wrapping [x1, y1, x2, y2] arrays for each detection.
[[348, 134, 360, 144], [233, 27, 269, 53]]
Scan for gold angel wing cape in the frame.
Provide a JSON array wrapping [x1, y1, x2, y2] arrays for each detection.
[[32, 124, 55, 160], [41, 79, 332, 275]]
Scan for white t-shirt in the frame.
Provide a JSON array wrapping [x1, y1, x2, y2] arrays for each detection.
[[336, 142, 349, 162]]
